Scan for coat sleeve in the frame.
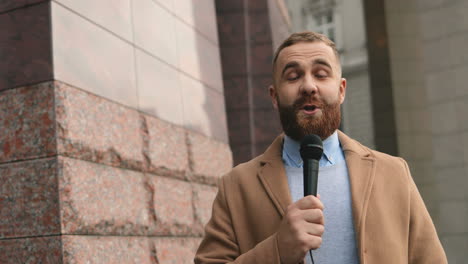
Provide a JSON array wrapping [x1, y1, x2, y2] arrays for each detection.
[[194, 175, 282, 264], [401, 158, 447, 264]]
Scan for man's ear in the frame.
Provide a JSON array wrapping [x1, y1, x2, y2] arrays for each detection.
[[339, 78, 347, 104], [269, 85, 278, 109]]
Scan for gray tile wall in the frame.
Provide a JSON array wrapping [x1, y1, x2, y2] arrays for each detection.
[[386, 0, 468, 261]]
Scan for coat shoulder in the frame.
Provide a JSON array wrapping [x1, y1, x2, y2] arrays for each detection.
[[346, 135, 408, 170], [221, 154, 265, 187], [343, 134, 410, 182]]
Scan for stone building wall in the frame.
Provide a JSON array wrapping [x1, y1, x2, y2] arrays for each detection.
[[217, 0, 289, 165], [0, 0, 231, 262], [385, 0, 468, 262]]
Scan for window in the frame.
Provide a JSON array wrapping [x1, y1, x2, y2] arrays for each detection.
[[300, 0, 342, 50], [314, 10, 336, 43]]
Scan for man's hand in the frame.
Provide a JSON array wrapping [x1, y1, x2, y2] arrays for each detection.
[[277, 195, 324, 264]]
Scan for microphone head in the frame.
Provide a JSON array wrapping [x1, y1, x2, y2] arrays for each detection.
[[300, 134, 323, 161]]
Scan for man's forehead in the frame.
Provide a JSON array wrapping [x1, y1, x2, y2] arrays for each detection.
[[277, 42, 337, 67]]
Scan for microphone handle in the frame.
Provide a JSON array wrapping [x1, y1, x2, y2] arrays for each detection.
[[303, 159, 319, 196]]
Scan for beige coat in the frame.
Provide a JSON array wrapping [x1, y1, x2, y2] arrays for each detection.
[[195, 131, 447, 264]]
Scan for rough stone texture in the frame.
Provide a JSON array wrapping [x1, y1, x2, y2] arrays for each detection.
[[152, 237, 201, 264], [62, 235, 155, 264], [55, 81, 144, 171], [187, 131, 233, 185], [149, 176, 197, 235], [145, 115, 189, 180], [193, 183, 218, 230], [0, 1, 53, 91], [61, 236, 202, 263], [0, 1, 234, 262], [58, 157, 151, 235], [0, 158, 60, 238], [0, 82, 56, 163], [0, 236, 62, 264]]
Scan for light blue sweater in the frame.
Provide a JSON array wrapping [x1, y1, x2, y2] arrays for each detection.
[[282, 132, 359, 264]]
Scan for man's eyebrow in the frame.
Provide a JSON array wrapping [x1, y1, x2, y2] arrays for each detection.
[[281, 61, 299, 76], [313, 58, 332, 69]]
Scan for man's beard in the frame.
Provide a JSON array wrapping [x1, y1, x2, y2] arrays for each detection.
[[277, 95, 341, 141]]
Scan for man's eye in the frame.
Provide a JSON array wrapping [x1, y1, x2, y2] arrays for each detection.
[[315, 72, 328, 79], [287, 73, 300, 81]]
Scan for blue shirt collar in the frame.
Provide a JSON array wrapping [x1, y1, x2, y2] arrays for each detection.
[[282, 131, 342, 167]]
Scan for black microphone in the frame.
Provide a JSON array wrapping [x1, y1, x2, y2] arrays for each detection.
[[300, 135, 323, 264], [300, 134, 323, 197]]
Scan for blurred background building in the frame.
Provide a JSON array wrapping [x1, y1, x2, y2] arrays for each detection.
[[0, 0, 466, 262]]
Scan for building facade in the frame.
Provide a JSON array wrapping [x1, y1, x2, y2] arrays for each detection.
[[0, 0, 232, 262], [0, 0, 466, 262]]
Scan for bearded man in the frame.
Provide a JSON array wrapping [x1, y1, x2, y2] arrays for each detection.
[[195, 32, 447, 264]]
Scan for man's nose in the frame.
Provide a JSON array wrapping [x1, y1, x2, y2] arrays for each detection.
[[301, 74, 318, 95]]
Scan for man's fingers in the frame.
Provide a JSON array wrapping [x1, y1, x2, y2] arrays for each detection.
[[299, 233, 323, 251], [303, 221, 325, 236], [302, 208, 324, 224], [295, 195, 324, 210]]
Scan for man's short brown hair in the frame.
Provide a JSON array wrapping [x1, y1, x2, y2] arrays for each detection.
[[272, 31, 340, 73]]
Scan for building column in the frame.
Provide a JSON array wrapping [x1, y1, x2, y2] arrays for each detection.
[[216, 0, 287, 165], [0, 1, 231, 262]]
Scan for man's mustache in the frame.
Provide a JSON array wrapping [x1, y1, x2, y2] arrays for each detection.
[[292, 96, 325, 111]]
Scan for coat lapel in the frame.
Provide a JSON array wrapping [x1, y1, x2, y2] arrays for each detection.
[[257, 134, 292, 217], [255, 131, 377, 249], [338, 131, 376, 258]]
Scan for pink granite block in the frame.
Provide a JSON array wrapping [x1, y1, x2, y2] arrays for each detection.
[[62, 235, 155, 263], [152, 237, 201, 264], [58, 157, 151, 235], [54, 81, 144, 171], [144, 115, 189, 179], [0, 158, 60, 238], [193, 183, 218, 229], [187, 132, 233, 185], [0, 82, 56, 163], [0, 236, 62, 264], [149, 176, 196, 235]]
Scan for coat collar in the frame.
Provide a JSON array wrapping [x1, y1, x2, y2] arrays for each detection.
[[257, 133, 292, 217], [257, 131, 376, 250], [338, 130, 376, 257]]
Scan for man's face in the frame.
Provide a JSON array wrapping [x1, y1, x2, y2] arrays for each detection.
[[269, 41, 347, 141]]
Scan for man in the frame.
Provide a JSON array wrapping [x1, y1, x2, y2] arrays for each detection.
[[195, 32, 447, 264]]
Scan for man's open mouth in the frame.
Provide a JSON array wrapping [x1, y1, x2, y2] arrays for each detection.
[[303, 105, 318, 111]]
